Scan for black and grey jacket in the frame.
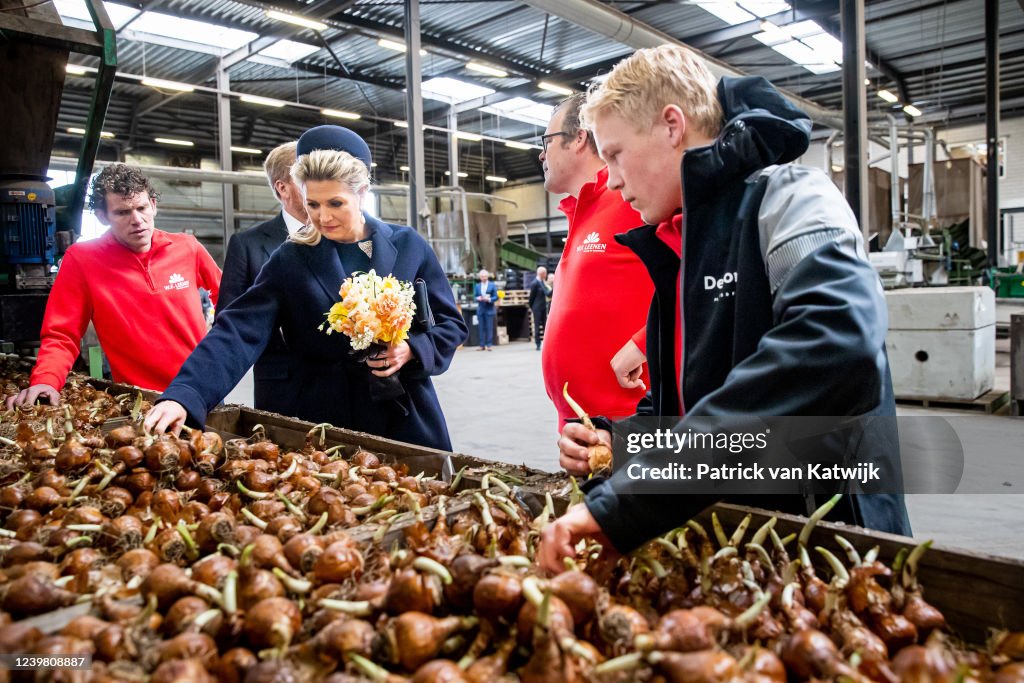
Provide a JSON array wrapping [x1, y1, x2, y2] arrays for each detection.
[[584, 76, 912, 553]]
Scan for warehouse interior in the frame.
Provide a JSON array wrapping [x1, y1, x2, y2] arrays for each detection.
[[2, 0, 1024, 677]]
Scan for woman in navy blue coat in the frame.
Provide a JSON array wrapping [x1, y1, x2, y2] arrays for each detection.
[[145, 127, 468, 451]]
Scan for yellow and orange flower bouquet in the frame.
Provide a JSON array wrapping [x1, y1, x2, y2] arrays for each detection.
[[320, 270, 417, 400]]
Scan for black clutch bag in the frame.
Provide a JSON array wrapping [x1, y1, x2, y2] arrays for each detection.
[[413, 278, 435, 330]]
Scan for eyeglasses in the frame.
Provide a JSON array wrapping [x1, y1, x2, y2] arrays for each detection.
[[540, 131, 571, 152]]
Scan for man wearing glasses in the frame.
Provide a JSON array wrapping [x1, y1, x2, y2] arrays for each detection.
[[538, 94, 655, 448]]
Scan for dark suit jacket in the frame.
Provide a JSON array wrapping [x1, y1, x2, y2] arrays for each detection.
[[528, 279, 551, 318], [219, 213, 299, 416], [162, 216, 468, 451]]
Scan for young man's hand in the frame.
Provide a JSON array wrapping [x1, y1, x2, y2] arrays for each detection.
[[558, 422, 612, 476], [5, 384, 60, 410], [610, 339, 646, 390], [144, 400, 187, 436], [537, 503, 616, 574]]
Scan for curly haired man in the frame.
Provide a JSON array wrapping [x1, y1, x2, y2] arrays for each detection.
[[6, 164, 221, 407]]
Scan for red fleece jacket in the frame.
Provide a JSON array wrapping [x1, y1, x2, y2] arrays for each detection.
[[542, 167, 654, 430], [30, 230, 221, 392]]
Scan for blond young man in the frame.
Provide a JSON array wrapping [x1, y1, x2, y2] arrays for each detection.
[[540, 45, 911, 573]]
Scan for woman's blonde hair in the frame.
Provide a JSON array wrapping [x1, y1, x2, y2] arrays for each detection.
[[580, 45, 723, 140], [289, 148, 371, 246]]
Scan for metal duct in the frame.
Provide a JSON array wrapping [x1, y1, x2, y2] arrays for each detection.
[[48, 157, 268, 186], [519, 0, 844, 130]]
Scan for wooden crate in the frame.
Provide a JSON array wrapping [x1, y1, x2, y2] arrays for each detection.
[[206, 405, 547, 491], [23, 378, 1024, 647], [697, 503, 1022, 644]]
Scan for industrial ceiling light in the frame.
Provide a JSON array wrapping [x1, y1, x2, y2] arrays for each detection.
[[377, 38, 426, 55], [504, 140, 534, 150], [902, 104, 922, 117], [444, 171, 469, 178], [466, 61, 507, 78], [454, 131, 482, 142], [65, 64, 89, 75], [322, 108, 361, 120], [68, 127, 114, 139], [230, 146, 262, 154], [485, 175, 508, 183], [155, 137, 194, 146], [240, 94, 285, 107], [394, 120, 409, 128], [538, 81, 573, 96], [265, 9, 327, 32], [142, 77, 195, 93], [877, 89, 899, 103], [400, 165, 410, 171]]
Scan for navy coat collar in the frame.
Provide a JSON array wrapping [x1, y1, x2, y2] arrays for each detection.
[[304, 214, 399, 302]]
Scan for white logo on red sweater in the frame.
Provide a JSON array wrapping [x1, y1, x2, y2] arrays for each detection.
[[164, 273, 191, 291], [577, 231, 607, 254]]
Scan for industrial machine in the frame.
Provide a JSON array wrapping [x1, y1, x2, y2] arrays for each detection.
[[0, 0, 116, 351], [0, 178, 59, 348]]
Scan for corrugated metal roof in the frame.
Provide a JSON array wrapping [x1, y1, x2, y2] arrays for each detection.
[[54, 0, 1023, 186]]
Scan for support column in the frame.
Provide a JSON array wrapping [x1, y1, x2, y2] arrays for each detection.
[[1011, 314, 1023, 416], [985, 0, 1000, 266], [841, 0, 869, 242], [216, 63, 234, 263], [448, 104, 460, 186], [404, 0, 426, 232]]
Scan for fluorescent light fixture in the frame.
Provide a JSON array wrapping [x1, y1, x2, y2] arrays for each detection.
[[240, 94, 285, 107], [265, 9, 327, 32], [322, 108, 361, 120], [485, 175, 507, 183], [444, 171, 469, 178], [466, 61, 507, 78], [399, 165, 410, 172], [454, 131, 482, 142], [694, 1, 755, 26], [230, 146, 262, 154], [155, 137, 194, 146], [538, 81, 573, 96], [504, 140, 535, 150], [420, 77, 494, 104], [877, 89, 899, 103], [65, 64, 89, 75], [68, 127, 114, 138], [142, 77, 195, 93], [903, 104, 922, 117], [128, 11, 258, 50], [394, 121, 409, 128], [481, 97, 555, 127], [377, 38, 426, 56], [258, 39, 320, 63], [370, 162, 378, 168]]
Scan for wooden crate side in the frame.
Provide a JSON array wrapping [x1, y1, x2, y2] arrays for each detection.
[[708, 503, 1024, 643]]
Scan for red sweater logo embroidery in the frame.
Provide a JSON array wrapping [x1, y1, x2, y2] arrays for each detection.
[[164, 273, 191, 291], [577, 231, 607, 254]]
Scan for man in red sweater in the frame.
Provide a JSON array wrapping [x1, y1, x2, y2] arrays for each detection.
[[540, 94, 654, 437], [5, 164, 221, 408]]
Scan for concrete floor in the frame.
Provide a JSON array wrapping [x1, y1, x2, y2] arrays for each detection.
[[227, 339, 1024, 561]]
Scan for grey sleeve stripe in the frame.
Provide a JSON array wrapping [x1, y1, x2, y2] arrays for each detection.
[[765, 228, 850, 294]]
